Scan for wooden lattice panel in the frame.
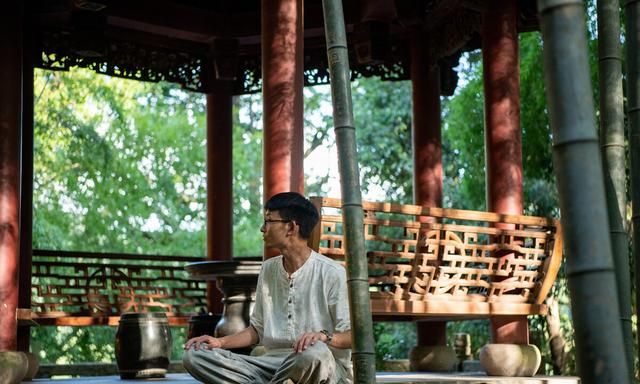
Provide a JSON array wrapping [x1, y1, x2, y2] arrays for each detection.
[[309, 197, 563, 317], [31, 250, 207, 321]]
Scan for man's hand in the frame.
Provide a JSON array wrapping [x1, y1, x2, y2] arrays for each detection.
[[293, 332, 328, 353], [184, 335, 224, 351]]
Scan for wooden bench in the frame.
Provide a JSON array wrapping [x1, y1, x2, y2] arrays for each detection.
[[308, 197, 563, 318], [20, 250, 207, 326]]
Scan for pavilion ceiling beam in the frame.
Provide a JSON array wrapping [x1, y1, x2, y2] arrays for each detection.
[[423, 0, 467, 31], [106, 0, 225, 36], [107, 17, 215, 44], [460, 0, 485, 12], [106, 1, 330, 42], [29, 0, 69, 14], [103, 25, 210, 54], [31, 11, 72, 30]]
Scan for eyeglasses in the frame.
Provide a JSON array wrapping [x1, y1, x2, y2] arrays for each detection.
[[263, 219, 291, 227]]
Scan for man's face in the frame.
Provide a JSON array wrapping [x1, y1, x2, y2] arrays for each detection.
[[261, 210, 291, 248]]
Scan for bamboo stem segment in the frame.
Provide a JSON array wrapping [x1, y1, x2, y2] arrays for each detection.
[[538, 0, 629, 383], [597, 0, 633, 380], [321, 0, 377, 382], [624, 0, 640, 373]]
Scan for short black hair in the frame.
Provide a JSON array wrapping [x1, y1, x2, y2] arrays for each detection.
[[264, 192, 319, 239]]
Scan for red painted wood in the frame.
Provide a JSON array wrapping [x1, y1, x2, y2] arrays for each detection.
[[0, 2, 23, 352], [17, 22, 34, 352], [482, 0, 527, 345], [482, 0, 523, 216], [261, 0, 304, 259], [411, 37, 446, 347], [411, 38, 443, 214], [205, 88, 233, 315]]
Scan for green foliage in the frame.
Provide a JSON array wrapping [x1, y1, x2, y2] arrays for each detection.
[[446, 320, 490, 359], [351, 78, 414, 202], [31, 327, 115, 364], [34, 69, 208, 256], [441, 33, 558, 215], [441, 51, 486, 211], [232, 92, 265, 257], [373, 322, 416, 365], [33, 69, 284, 258], [31, 69, 267, 362]]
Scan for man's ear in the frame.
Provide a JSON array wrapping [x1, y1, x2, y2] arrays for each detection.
[[288, 221, 299, 236]]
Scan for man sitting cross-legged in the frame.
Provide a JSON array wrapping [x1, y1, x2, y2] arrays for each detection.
[[183, 192, 352, 384]]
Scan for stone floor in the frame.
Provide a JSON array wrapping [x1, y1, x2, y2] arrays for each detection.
[[27, 374, 196, 383], [28, 372, 580, 383]]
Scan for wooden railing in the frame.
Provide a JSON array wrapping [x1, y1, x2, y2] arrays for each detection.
[[309, 197, 564, 318], [24, 250, 207, 326], [22, 197, 563, 326]]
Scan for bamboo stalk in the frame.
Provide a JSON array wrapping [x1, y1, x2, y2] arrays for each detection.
[[624, 0, 640, 372], [597, 0, 633, 380], [320, 0, 376, 382], [538, 0, 629, 383]]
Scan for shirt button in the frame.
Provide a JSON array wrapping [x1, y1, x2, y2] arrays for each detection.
[[288, 314, 292, 319], [289, 299, 292, 303]]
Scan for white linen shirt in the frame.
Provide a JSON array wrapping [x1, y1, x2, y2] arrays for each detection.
[[250, 250, 351, 372]]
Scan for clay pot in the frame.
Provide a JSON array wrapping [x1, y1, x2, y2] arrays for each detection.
[[479, 343, 541, 376], [115, 312, 173, 379], [24, 352, 40, 380], [0, 351, 28, 384], [409, 345, 457, 372]]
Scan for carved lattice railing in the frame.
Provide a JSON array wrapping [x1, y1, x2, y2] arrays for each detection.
[[309, 197, 564, 318], [28, 250, 207, 326]]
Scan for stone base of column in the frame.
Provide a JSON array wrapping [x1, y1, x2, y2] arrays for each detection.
[[24, 352, 39, 380], [479, 343, 541, 376], [0, 351, 30, 383], [409, 345, 457, 372]]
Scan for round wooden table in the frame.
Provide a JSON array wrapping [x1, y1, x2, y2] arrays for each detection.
[[185, 259, 262, 338]]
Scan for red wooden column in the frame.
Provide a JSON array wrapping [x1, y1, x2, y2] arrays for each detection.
[[411, 38, 446, 346], [261, 0, 304, 196], [18, 22, 34, 352], [206, 86, 233, 315], [0, 2, 23, 352], [261, 0, 305, 258], [482, 0, 527, 345]]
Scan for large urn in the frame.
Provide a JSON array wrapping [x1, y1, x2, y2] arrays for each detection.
[[115, 312, 173, 379]]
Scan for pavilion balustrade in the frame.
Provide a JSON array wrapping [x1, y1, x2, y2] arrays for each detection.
[[21, 197, 563, 328], [21, 250, 207, 327]]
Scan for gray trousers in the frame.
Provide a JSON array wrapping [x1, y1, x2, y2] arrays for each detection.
[[183, 343, 346, 384]]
